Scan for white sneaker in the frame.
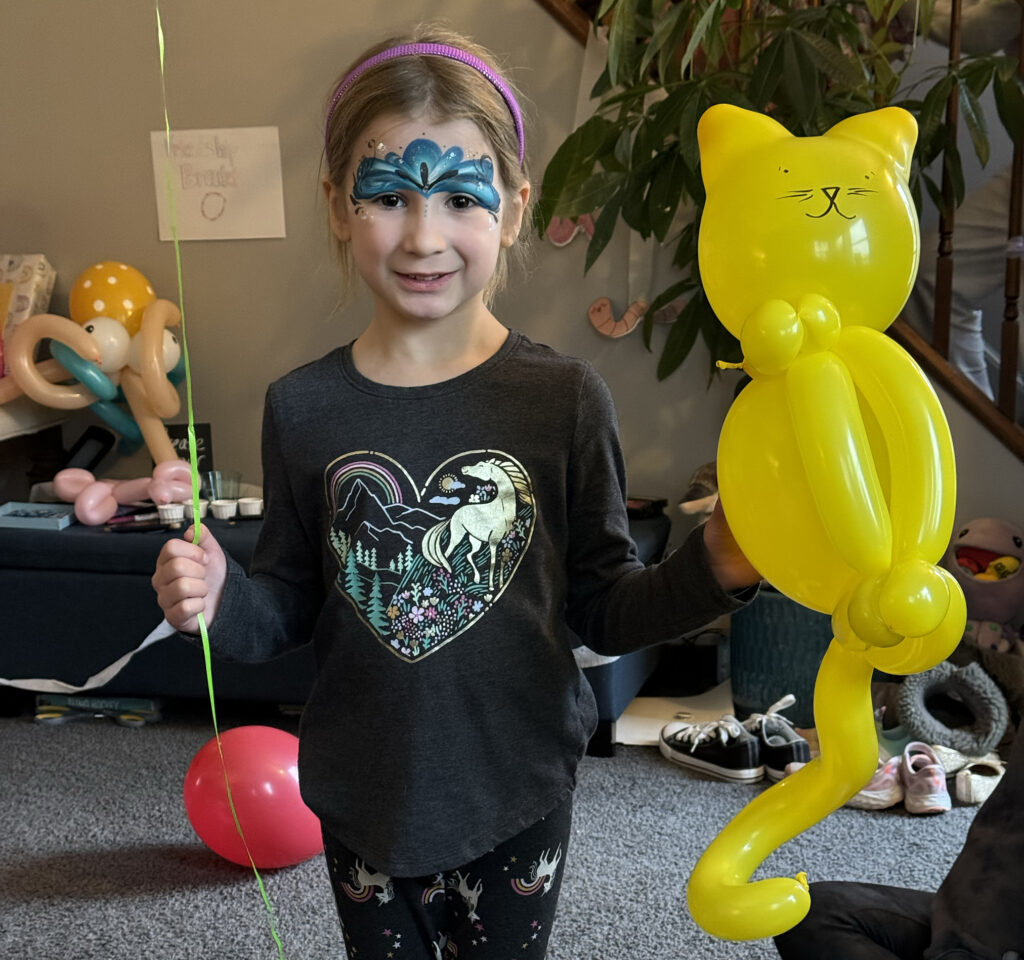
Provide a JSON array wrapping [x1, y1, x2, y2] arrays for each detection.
[[955, 760, 1005, 805], [929, 743, 1002, 775], [901, 742, 952, 814], [846, 755, 903, 810]]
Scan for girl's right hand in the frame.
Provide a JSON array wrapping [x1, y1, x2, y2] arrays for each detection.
[[151, 526, 228, 634]]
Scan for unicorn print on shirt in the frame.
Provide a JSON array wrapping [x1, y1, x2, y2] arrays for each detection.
[[325, 449, 535, 663]]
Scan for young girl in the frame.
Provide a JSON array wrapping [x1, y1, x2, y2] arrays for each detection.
[[152, 24, 760, 958]]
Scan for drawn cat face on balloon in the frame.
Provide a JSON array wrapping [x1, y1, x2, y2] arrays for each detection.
[[699, 105, 920, 338]]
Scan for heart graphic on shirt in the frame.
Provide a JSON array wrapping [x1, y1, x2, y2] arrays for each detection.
[[325, 450, 535, 663]]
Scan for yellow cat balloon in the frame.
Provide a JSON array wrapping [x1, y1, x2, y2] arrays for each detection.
[[687, 104, 966, 940]]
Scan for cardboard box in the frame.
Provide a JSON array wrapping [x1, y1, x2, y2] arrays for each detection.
[[0, 253, 57, 377]]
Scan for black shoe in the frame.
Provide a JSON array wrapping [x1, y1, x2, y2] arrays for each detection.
[[659, 715, 763, 783], [741, 694, 811, 781]]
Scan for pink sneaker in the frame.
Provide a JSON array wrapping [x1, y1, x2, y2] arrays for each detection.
[[901, 742, 952, 814], [846, 755, 903, 810]]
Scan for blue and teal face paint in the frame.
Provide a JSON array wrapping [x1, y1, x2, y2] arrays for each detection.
[[350, 138, 502, 219]]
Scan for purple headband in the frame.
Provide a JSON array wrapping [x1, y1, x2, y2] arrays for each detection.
[[324, 42, 525, 166]]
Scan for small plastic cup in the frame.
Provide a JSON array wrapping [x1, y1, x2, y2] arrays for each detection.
[[157, 503, 185, 523], [210, 499, 238, 520], [181, 499, 209, 520], [238, 497, 264, 517]]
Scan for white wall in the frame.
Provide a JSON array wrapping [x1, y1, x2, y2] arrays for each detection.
[[1, 0, 1019, 539]]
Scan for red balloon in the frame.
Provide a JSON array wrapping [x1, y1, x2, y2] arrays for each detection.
[[183, 725, 323, 868]]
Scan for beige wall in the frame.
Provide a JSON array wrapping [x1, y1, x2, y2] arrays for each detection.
[[2, 0, 1020, 540]]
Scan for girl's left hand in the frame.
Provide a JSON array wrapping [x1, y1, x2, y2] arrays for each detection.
[[703, 499, 762, 592]]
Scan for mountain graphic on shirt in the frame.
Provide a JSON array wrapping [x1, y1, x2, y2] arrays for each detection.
[[335, 479, 442, 572]]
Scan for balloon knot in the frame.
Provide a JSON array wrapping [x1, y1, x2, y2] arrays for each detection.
[[796, 871, 809, 892], [716, 360, 745, 371]]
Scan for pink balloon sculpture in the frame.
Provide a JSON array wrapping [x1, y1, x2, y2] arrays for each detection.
[[53, 459, 193, 525], [183, 726, 323, 869]]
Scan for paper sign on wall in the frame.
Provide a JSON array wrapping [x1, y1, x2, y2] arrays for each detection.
[[150, 126, 286, 241]]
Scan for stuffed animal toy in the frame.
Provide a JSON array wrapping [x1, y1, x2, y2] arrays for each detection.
[[942, 518, 1024, 654]]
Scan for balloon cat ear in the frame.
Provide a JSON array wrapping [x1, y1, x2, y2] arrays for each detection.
[[697, 104, 792, 193], [825, 107, 918, 183]]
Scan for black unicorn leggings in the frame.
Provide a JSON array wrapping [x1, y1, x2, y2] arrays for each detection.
[[322, 794, 573, 960]]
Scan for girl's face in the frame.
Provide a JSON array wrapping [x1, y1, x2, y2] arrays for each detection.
[[327, 114, 528, 328]]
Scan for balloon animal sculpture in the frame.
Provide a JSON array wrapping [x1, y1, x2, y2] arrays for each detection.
[[687, 105, 967, 941], [0, 261, 184, 464]]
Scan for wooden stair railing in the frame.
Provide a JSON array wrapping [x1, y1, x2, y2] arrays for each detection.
[[903, 0, 1024, 463], [537, 0, 1024, 463]]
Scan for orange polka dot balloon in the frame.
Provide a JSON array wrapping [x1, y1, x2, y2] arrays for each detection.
[[69, 261, 157, 336]]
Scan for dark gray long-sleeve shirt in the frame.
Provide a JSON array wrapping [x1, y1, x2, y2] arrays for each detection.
[[204, 331, 750, 875]]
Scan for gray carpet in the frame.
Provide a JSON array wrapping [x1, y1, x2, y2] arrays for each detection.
[[0, 700, 979, 959]]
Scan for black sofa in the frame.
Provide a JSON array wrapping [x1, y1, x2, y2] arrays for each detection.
[[0, 513, 671, 751]]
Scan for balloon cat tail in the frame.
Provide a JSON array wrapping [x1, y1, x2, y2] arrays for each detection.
[[687, 641, 877, 940], [688, 861, 812, 941]]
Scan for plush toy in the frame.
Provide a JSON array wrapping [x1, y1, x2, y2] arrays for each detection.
[[942, 518, 1024, 654], [53, 460, 193, 526]]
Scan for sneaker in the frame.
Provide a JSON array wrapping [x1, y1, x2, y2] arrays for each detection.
[[955, 760, 1005, 805], [741, 694, 812, 781], [846, 755, 904, 810], [929, 743, 1002, 775], [659, 715, 763, 783], [901, 742, 952, 814]]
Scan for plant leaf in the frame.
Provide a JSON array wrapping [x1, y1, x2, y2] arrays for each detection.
[[533, 116, 618, 236], [649, 152, 683, 241], [748, 33, 785, 110], [608, 0, 639, 87], [793, 29, 866, 92], [960, 58, 995, 98], [677, 0, 725, 79], [672, 218, 699, 270], [641, 277, 695, 349], [916, 74, 954, 160], [639, 0, 688, 79], [920, 171, 944, 217], [994, 71, 1024, 146], [678, 89, 705, 171], [620, 167, 654, 235], [553, 171, 627, 219], [958, 81, 990, 168], [584, 193, 625, 273], [590, 64, 613, 100], [780, 31, 818, 128], [658, 2, 697, 84], [656, 292, 703, 380]]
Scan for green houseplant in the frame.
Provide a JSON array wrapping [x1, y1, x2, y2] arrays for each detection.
[[533, 0, 1024, 381]]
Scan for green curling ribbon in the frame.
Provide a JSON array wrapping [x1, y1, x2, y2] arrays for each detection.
[[154, 5, 287, 957]]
